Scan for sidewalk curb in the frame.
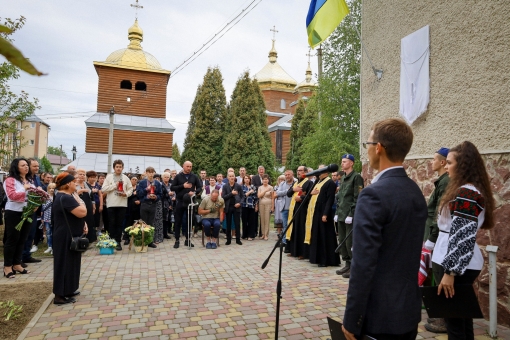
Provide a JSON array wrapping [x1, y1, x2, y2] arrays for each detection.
[[17, 292, 53, 340]]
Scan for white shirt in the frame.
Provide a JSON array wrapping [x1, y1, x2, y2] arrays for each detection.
[[370, 166, 404, 184]]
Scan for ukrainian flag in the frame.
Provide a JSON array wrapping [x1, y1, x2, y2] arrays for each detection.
[[306, 0, 350, 48]]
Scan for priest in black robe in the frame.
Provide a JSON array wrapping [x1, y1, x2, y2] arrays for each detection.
[[307, 167, 340, 267], [285, 166, 313, 259]]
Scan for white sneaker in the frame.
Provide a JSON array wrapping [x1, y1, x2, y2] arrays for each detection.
[[30, 245, 38, 253], [44, 247, 52, 254]]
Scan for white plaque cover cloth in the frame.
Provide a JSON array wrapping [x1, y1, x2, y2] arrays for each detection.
[[400, 25, 430, 125]]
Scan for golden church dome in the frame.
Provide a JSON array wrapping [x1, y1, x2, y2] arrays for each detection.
[[295, 62, 317, 92], [95, 20, 170, 74], [254, 39, 297, 90]]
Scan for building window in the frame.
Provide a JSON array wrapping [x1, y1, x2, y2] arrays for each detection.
[[135, 81, 147, 91], [280, 99, 286, 109], [29, 139, 35, 145], [31, 122, 36, 128], [120, 80, 132, 89]]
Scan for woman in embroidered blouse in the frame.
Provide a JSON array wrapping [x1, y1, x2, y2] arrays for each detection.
[[257, 174, 274, 240], [3, 158, 34, 279], [431, 141, 494, 339], [241, 176, 258, 240], [273, 175, 285, 237]]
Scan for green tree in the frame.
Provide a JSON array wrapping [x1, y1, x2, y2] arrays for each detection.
[[40, 155, 53, 174], [181, 67, 227, 175], [47, 146, 67, 158], [171, 142, 181, 165], [0, 17, 40, 170], [286, 99, 306, 171], [221, 71, 275, 175], [300, 0, 361, 171]]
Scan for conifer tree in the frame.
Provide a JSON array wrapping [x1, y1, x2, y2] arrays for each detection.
[[171, 143, 181, 165], [180, 67, 227, 175], [221, 71, 274, 175], [181, 84, 201, 165]]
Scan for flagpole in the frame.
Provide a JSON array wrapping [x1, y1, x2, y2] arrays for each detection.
[[353, 25, 383, 80]]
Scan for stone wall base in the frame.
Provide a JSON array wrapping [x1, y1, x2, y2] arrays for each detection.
[[361, 153, 510, 327]]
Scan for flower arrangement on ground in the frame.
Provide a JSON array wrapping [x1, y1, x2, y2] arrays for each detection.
[[16, 187, 50, 230], [124, 220, 155, 252], [96, 232, 118, 249]]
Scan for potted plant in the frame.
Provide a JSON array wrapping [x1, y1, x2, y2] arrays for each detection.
[[96, 232, 118, 255], [124, 220, 155, 252]]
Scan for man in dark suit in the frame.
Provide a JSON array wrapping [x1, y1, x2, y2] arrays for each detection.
[[251, 165, 266, 189], [221, 172, 244, 245], [342, 118, 427, 340]]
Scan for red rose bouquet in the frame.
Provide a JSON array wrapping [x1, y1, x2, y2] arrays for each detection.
[[15, 187, 50, 231]]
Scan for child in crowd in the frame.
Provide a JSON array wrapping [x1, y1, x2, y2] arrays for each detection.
[[42, 183, 56, 255]]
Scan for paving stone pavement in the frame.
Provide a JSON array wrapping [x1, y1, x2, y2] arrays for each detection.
[[2, 233, 509, 340]]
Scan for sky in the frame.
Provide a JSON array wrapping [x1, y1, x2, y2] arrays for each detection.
[[3, 0, 319, 159]]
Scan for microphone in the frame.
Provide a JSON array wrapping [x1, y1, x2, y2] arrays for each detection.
[[305, 164, 339, 177]]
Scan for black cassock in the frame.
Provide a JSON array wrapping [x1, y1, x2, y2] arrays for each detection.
[[308, 178, 340, 266], [287, 180, 313, 259], [53, 193, 84, 296]]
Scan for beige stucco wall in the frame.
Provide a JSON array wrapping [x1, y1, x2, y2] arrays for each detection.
[[360, 0, 510, 160], [19, 122, 49, 159]]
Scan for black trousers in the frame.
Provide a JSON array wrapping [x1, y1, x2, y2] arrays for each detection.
[[3, 210, 32, 267], [226, 206, 240, 242], [107, 207, 126, 243], [140, 202, 156, 226], [365, 328, 417, 340], [241, 207, 257, 239], [174, 201, 190, 240], [22, 213, 38, 261], [433, 264, 480, 340]]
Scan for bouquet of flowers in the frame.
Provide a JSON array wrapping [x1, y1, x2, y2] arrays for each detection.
[[15, 187, 50, 231], [96, 232, 118, 249], [124, 220, 155, 249]]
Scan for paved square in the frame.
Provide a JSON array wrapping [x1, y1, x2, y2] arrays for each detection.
[[3, 234, 509, 339]]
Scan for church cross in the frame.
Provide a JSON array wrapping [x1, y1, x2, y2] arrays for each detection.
[[130, 0, 143, 19], [270, 25, 279, 40], [306, 48, 312, 63]]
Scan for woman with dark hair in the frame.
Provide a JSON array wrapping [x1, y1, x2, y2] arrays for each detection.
[[161, 172, 173, 240], [76, 169, 96, 243], [3, 158, 34, 279], [431, 141, 495, 339], [241, 175, 258, 240], [86, 170, 103, 237], [53, 172, 87, 305]]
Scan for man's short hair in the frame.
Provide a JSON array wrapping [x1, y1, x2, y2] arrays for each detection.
[[211, 189, 220, 195], [209, 176, 216, 180], [285, 169, 293, 174], [146, 166, 155, 173], [98, 173, 106, 179], [372, 118, 413, 163], [113, 159, 124, 168]]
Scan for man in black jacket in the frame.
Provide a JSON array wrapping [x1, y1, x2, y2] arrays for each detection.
[[221, 172, 244, 245], [342, 119, 427, 340], [171, 161, 202, 249]]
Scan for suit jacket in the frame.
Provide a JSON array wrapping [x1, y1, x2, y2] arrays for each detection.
[[136, 179, 163, 203], [221, 182, 244, 212], [251, 174, 263, 189], [343, 168, 427, 336]]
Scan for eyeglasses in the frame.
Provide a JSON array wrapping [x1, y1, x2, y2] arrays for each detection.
[[362, 142, 385, 149]]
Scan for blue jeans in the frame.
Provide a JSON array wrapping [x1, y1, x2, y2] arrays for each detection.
[[202, 218, 221, 238], [44, 222, 53, 248], [281, 209, 289, 244]]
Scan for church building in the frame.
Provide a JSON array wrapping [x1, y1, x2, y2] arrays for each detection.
[[254, 38, 317, 165], [66, 20, 181, 173]]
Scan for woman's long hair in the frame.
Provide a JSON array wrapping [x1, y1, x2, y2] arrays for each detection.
[[8, 158, 28, 183], [439, 141, 494, 230]]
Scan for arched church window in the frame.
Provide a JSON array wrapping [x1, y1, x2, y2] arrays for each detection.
[[135, 81, 147, 91], [280, 99, 286, 109], [120, 80, 132, 89]]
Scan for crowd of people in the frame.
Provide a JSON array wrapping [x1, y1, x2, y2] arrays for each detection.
[[0, 117, 496, 340]]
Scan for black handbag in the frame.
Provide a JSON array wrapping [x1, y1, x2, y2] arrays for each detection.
[[60, 196, 89, 252]]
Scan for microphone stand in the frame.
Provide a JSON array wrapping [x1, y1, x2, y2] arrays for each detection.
[[261, 180, 318, 340]]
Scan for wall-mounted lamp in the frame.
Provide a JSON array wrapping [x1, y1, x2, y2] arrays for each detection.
[[127, 97, 131, 102]]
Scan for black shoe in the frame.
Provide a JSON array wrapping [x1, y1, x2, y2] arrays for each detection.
[[123, 240, 130, 245], [342, 270, 350, 278], [184, 240, 194, 247], [163, 235, 171, 240], [65, 291, 80, 298], [318, 264, 327, 267], [53, 296, 74, 305], [148, 243, 157, 248], [336, 265, 350, 275], [20, 262, 27, 268], [24, 257, 41, 263], [173, 241, 180, 249], [225, 240, 231, 245], [115, 245, 122, 251], [236, 240, 243, 245]]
